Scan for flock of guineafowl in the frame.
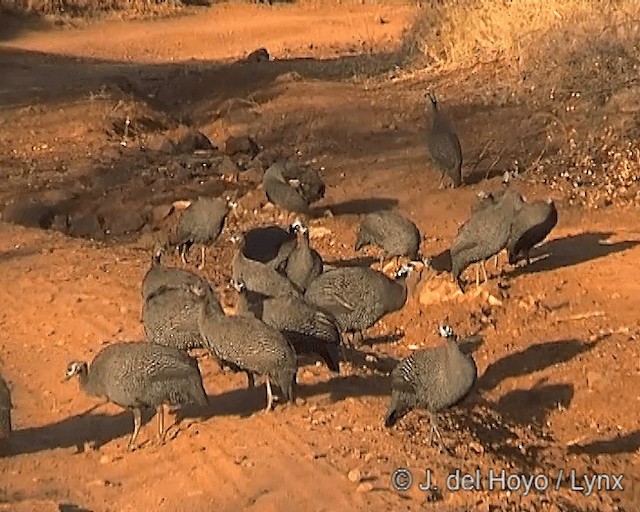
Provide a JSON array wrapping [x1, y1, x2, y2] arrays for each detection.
[[0, 93, 558, 453]]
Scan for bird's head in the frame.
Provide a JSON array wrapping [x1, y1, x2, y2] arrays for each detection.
[[64, 361, 87, 381], [230, 278, 246, 293], [187, 283, 208, 299], [395, 263, 415, 280], [289, 218, 307, 234], [438, 325, 455, 339]]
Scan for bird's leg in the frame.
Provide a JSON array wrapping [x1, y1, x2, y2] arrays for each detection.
[[246, 371, 255, 389], [353, 330, 364, 346], [481, 260, 489, 283], [128, 408, 142, 451], [493, 253, 499, 271], [475, 265, 480, 287], [157, 404, 165, 444], [265, 376, 274, 413], [437, 173, 446, 190], [427, 412, 452, 455], [525, 250, 531, 266], [378, 253, 385, 268], [196, 246, 206, 270], [179, 245, 188, 266]]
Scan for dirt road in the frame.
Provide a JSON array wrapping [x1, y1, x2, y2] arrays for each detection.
[[0, 3, 638, 511]]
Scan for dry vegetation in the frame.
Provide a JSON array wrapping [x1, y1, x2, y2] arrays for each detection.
[[403, 0, 640, 207]]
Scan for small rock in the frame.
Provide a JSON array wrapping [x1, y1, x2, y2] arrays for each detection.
[[99, 454, 111, 464], [245, 48, 270, 63], [469, 441, 484, 454], [68, 212, 103, 239], [150, 204, 174, 225], [356, 482, 374, 493], [347, 468, 361, 483], [146, 134, 175, 154], [176, 130, 216, 153], [364, 453, 374, 462], [218, 156, 240, 179], [225, 135, 260, 158], [50, 213, 69, 233]]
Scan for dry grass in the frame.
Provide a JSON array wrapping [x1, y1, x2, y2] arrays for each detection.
[[401, 0, 640, 207], [0, 0, 190, 18]]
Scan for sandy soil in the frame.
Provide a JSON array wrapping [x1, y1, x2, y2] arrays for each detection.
[[0, 3, 639, 511]]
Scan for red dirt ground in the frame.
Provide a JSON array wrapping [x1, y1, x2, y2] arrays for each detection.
[[0, 3, 639, 511]]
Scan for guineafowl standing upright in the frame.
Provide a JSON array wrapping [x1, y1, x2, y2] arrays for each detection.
[[450, 188, 524, 291], [427, 92, 463, 188], [65, 342, 208, 451], [262, 162, 310, 214], [385, 326, 477, 449], [285, 219, 323, 292], [141, 242, 213, 301], [187, 283, 298, 412], [232, 236, 302, 299], [0, 373, 12, 442], [171, 195, 235, 270], [355, 210, 421, 266], [143, 283, 223, 351], [304, 264, 416, 347], [232, 279, 341, 372], [506, 198, 558, 266]]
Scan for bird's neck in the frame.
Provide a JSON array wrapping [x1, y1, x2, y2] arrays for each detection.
[[77, 369, 97, 397]]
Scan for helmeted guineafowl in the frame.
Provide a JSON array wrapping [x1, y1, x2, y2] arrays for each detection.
[[284, 219, 323, 292], [262, 161, 310, 214], [171, 195, 235, 269], [0, 373, 12, 442], [232, 279, 341, 372], [506, 198, 558, 266], [304, 264, 416, 346], [232, 236, 302, 299], [427, 92, 463, 188], [240, 224, 297, 269], [450, 188, 524, 290], [143, 283, 223, 351], [141, 242, 213, 301], [186, 283, 297, 412], [65, 342, 208, 451], [384, 325, 477, 449], [355, 210, 421, 266], [280, 160, 326, 205]]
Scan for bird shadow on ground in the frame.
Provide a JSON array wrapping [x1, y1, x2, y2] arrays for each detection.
[[3, 394, 245, 456], [361, 332, 404, 347], [477, 338, 597, 391], [493, 381, 574, 426], [298, 374, 389, 402], [325, 256, 378, 268], [59, 505, 93, 512], [4, 409, 139, 456], [323, 197, 399, 216], [0, 245, 41, 263], [567, 430, 640, 455], [508, 232, 640, 277]]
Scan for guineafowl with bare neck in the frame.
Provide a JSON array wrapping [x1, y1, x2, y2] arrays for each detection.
[[426, 92, 463, 188], [385, 326, 477, 450], [65, 342, 208, 451]]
